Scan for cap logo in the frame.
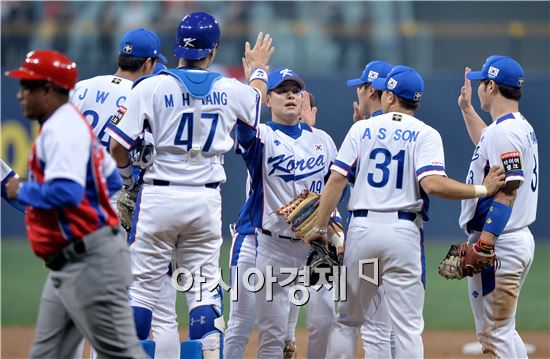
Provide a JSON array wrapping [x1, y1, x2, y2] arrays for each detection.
[[280, 68, 293, 78], [488, 66, 499, 78], [123, 44, 133, 54], [414, 92, 422, 101], [518, 77, 524, 87], [183, 38, 196, 48], [387, 77, 398, 90], [367, 70, 379, 81]]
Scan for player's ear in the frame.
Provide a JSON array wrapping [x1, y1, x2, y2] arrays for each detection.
[[265, 92, 272, 108]]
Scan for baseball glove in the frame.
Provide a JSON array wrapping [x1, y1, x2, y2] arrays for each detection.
[[117, 185, 140, 231], [276, 190, 342, 239], [438, 242, 497, 280], [306, 240, 339, 285]]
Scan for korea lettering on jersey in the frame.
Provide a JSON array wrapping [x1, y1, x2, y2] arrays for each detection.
[[26, 104, 119, 258], [460, 112, 539, 233], [70, 75, 132, 148], [241, 122, 337, 238], [106, 71, 261, 186], [331, 112, 447, 219]]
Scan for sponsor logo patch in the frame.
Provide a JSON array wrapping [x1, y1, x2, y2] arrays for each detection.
[[500, 151, 522, 174], [123, 44, 132, 54], [392, 114, 402, 122], [110, 106, 127, 125]]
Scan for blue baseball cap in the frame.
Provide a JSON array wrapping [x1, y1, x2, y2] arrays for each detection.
[[347, 61, 393, 90], [372, 65, 424, 102], [119, 29, 167, 63], [268, 68, 306, 91], [467, 55, 525, 89]]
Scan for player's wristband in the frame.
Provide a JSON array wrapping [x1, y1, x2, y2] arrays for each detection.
[[482, 201, 512, 237], [249, 67, 268, 84], [473, 185, 488, 198], [118, 163, 133, 178]]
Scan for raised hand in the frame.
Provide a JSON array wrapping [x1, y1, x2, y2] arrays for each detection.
[[352, 101, 364, 123], [458, 67, 473, 110], [244, 32, 275, 72]]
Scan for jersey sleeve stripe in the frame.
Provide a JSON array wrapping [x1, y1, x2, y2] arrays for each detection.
[[106, 123, 135, 149], [333, 160, 351, 173], [416, 165, 445, 176], [505, 170, 524, 177]]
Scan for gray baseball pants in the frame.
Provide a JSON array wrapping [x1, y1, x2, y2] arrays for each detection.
[[29, 226, 147, 359]]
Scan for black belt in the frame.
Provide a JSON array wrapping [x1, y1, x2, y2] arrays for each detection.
[[352, 210, 417, 222], [152, 179, 220, 189], [260, 228, 301, 242], [45, 227, 119, 271]]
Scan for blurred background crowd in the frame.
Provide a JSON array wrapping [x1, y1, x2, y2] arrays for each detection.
[[2, 1, 548, 78]]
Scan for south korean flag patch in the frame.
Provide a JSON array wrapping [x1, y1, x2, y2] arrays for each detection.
[[110, 106, 127, 125], [500, 151, 522, 176]]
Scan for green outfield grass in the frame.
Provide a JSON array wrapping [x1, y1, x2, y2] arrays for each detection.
[[2, 239, 549, 330]]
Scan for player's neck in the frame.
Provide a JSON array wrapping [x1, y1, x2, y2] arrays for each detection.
[[488, 98, 519, 123], [178, 58, 210, 70], [114, 69, 144, 82], [38, 97, 68, 125], [386, 104, 414, 116], [272, 115, 299, 126]]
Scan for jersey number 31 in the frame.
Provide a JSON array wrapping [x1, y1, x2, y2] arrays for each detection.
[[367, 148, 405, 189]]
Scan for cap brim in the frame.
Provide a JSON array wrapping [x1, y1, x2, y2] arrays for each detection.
[[173, 46, 212, 61], [346, 78, 365, 87], [466, 71, 486, 81], [157, 53, 167, 64], [371, 77, 387, 91], [269, 77, 306, 91], [5, 67, 46, 81]]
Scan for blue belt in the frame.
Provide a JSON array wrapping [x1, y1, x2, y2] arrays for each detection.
[[152, 179, 220, 189], [352, 210, 417, 222]]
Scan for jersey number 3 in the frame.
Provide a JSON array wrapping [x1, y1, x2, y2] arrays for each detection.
[[367, 148, 405, 189], [174, 112, 219, 152]]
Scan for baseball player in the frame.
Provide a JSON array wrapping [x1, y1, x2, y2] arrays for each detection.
[[70, 30, 180, 358], [347, 60, 396, 358], [1, 159, 25, 213], [458, 55, 538, 357], [305, 65, 506, 358], [5, 50, 145, 358], [236, 68, 338, 358], [107, 12, 273, 358], [71, 28, 166, 148], [224, 90, 320, 359]]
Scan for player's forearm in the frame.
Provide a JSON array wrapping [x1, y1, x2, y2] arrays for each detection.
[[420, 175, 484, 200], [109, 139, 131, 167], [460, 105, 487, 145], [479, 187, 517, 244], [314, 172, 348, 229]]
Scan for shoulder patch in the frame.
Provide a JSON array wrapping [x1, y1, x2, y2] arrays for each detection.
[[110, 106, 127, 125], [500, 151, 522, 173]]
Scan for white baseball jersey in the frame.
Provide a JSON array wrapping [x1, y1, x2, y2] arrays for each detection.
[[241, 122, 337, 237], [332, 112, 447, 218], [70, 75, 133, 148], [107, 71, 261, 185], [459, 112, 538, 233]]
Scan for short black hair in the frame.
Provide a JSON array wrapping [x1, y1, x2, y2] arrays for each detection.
[[396, 95, 420, 110], [482, 79, 522, 101], [118, 55, 149, 72]]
